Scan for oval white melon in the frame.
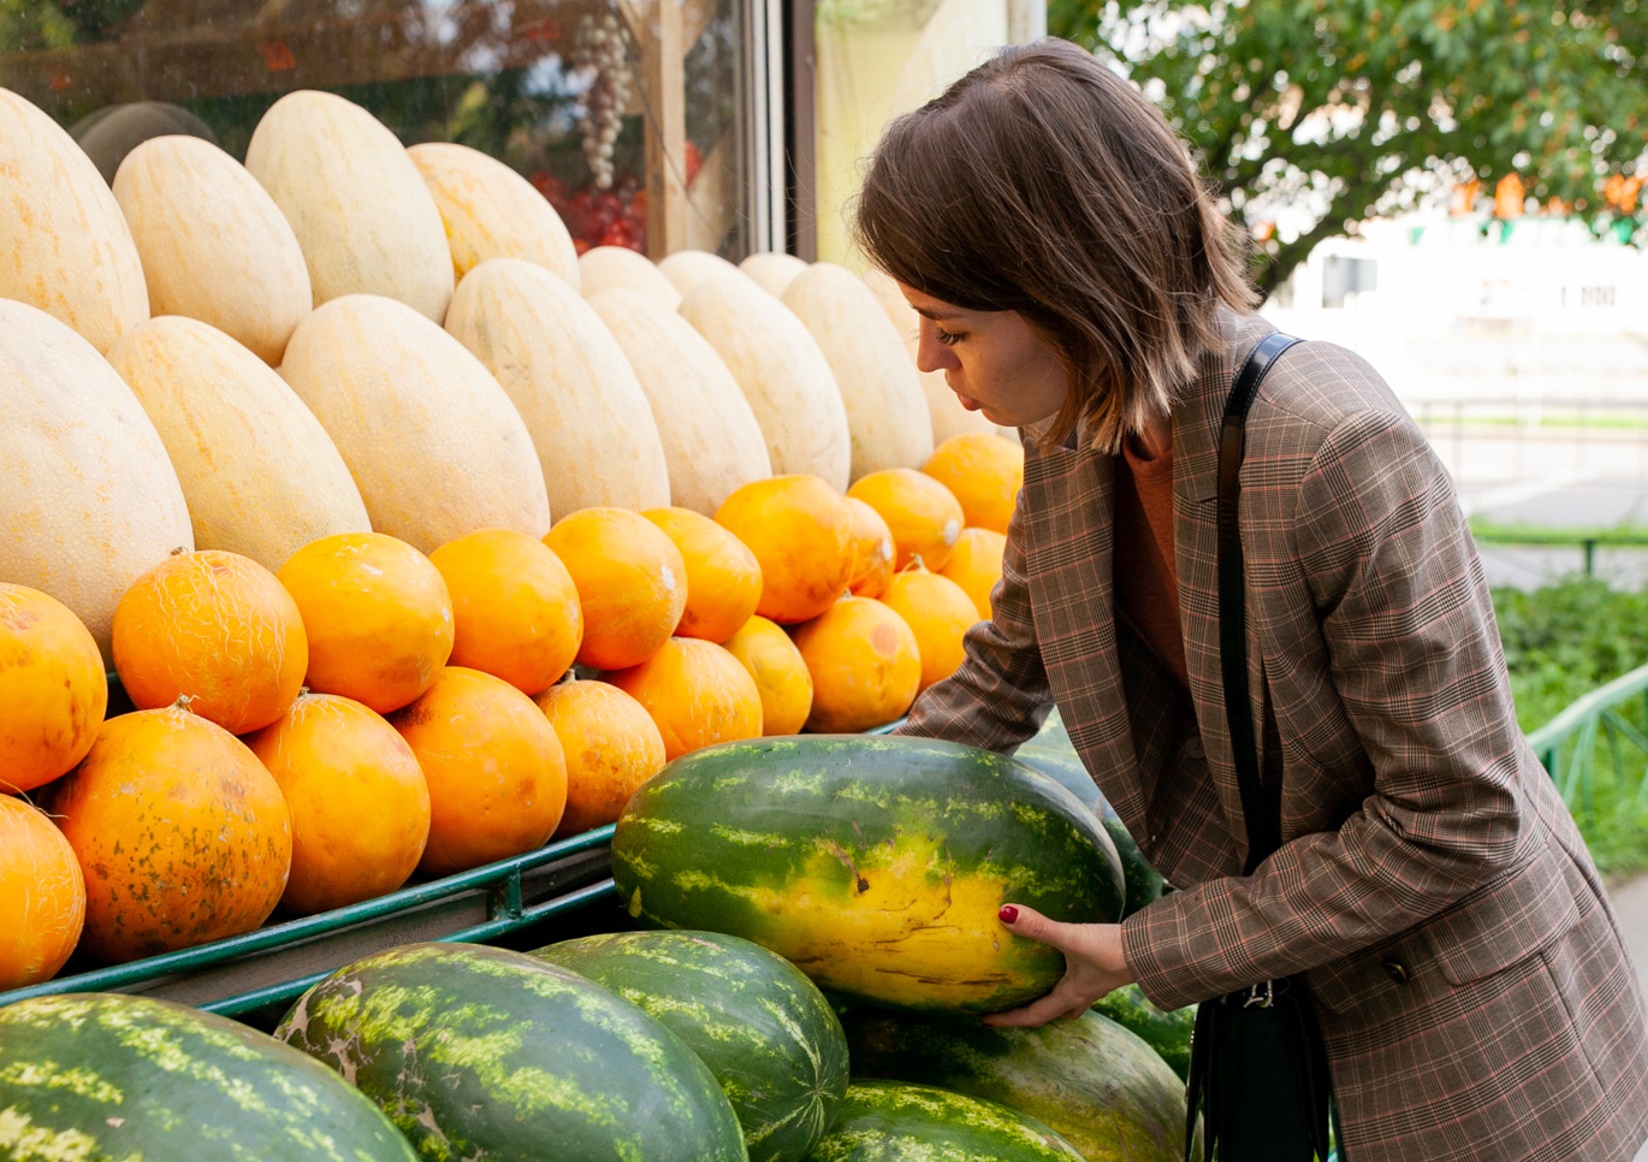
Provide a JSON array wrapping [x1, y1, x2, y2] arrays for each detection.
[[245, 90, 453, 322], [587, 288, 772, 515], [0, 300, 192, 662], [408, 142, 580, 291], [678, 275, 851, 491], [782, 262, 934, 480], [106, 317, 371, 573], [0, 87, 149, 354], [862, 267, 997, 443], [279, 294, 551, 552], [446, 258, 671, 515], [113, 135, 313, 366], [579, 246, 681, 311], [739, 251, 809, 297], [657, 249, 746, 298]]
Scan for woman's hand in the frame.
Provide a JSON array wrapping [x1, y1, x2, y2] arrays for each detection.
[[982, 904, 1136, 1028]]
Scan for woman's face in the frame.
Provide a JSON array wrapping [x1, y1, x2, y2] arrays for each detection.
[[897, 282, 1070, 429]]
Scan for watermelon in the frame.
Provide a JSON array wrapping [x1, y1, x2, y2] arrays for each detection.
[[532, 930, 848, 1162], [808, 1080, 1084, 1161], [275, 942, 746, 1162], [1015, 741, 1165, 918], [611, 735, 1125, 1014], [1091, 984, 1196, 1081], [843, 1007, 1186, 1161], [0, 992, 417, 1162]]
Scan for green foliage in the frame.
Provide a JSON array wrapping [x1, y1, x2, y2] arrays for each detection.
[[1493, 576, 1648, 873], [1049, 0, 1648, 293]]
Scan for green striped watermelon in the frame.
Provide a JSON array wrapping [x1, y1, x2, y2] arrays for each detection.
[[1015, 742, 1165, 918], [611, 735, 1124, 1015], [532, 930, 847, 1162], [1091, 984, 1195, 1080], [843, 1007, 1186, 1161], [808, 1080, 1084, 1160], [274, 942, 746, 1162], [0, 992, 418, 1162]]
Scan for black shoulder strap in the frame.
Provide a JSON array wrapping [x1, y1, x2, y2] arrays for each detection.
[[1217, 331, 1302, 875]]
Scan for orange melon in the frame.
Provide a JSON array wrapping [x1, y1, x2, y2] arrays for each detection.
[[544, 508, 688, 671], [52, 706, 292, 963], [391, 667, 567, 877], [846, 468, 965, 572], [921, 433, 1024, 535], [713, 476, 854, 624], [429, 529, 584, 696], [880, 565, 979, 694], [0, 795, 86, 990], [941, 528, 1007, 620], [112, 550, 308, 735], [791, 597, 921, 733], [844, 496, 896, 600], [643, 507, 763, 644], [246, 691, 431, 916], [276, 532, 455, 714], [605, 638, 764, 761], [534, 678, 666, 838], [722, 615, 813, 736], [0, 584, 107, 796]]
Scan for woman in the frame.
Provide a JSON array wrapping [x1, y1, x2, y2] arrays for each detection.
[[869, 38, 1648, 1161]]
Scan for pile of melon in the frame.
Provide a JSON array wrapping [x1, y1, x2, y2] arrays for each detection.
[[0, 80, 1033, 989]]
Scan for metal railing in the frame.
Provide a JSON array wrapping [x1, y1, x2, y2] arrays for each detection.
[[1528, 661, 1648, 816]]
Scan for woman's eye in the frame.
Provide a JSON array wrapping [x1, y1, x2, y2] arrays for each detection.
[[934, 326, 963, 346]]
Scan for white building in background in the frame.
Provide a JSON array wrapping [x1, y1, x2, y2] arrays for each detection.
[[1262, 213, 1648, 406]]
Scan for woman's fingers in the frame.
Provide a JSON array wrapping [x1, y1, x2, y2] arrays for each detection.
[[997, 903, 1083, 954], [983, 983, 1083, 1028]]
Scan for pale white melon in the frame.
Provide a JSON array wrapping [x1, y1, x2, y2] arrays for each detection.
[[279, 294, 551, 552], [861, 266, 996, 443], [657, 249, 746, 298], [445, 258, 671, 515], [245, 90, 454, 322], [0, 300, 192, 662], [106, 317, 371, 573], [739, 251, 809, 297], [113, 136, 313, 366], [678, 275, 851, 491], [0, 87, 148, 354], [579, 245, 681, 311], [408, 142, 580, 291], [781, 262, 934, 480], [587, 288, 772, 515]]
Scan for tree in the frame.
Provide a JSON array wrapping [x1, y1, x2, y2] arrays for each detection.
[[1049, 0, 1648, 294]]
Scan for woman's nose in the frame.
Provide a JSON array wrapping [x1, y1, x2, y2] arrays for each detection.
[[915, 322, 961, 374]]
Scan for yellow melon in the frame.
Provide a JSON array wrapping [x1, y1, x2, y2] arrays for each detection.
[[0, 300, 193, 663], [862, 267, 996, 443], [782, 263, 934, 480], [408, 142, 580, 290], [847, 468, 966, 572], [844, 496, 897, 600], [107, 316, 371, 573], [657, 249, 747, 298], [280, 294, 551, 553], [679, 275, 853, 490], [922, 433, 1024, 535], [739, 252, 809, 297], [880, 565, 979, 694], [941, 528, 1007, 620], [535, 677, 666, 838], [643, 506, 763, 644], [605, 637, 764, 760], [791, 597, 921, 733], [578, 245, 681, 311], [112, 135, 312, 365], [722, 615, 813, 735], [245, 89, 453, 322], [445, 258, 671, 515], [0, 796, 86, 989], [0, 584, 107, 795], [588, 288, 772, 515], [0, 87, 148, 354]]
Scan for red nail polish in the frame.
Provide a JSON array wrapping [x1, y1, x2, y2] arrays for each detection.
[[998, 905, 1019, 924]]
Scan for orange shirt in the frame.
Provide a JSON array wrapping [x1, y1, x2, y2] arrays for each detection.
[[1112, 437, 1187, 686]]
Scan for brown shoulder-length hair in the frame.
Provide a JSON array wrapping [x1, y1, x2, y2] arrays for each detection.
[[854, 38, 1257, 452]]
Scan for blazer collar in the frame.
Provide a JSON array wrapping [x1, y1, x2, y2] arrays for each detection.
[[1173, 308, 1278, 503]]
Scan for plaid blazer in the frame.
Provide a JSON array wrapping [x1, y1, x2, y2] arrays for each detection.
[[900, 309, 1648, 1160]]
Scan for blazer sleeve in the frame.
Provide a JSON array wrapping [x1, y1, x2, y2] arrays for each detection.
[[894, 500, 1053, 749], [1122, 408, 1531, 1010]]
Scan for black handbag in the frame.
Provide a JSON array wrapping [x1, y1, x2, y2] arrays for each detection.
[[1182, 332, 1340, 1162]]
